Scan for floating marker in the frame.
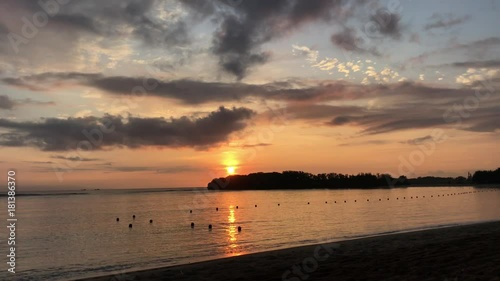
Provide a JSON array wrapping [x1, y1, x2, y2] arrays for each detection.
[[307, 202, 310, 205], [191, 222, 195, 228], [208, 224, 212, 230], [129, 224, 132, 228], [238, 226, 242, 232], [150, 219, 153, 223], [216, 207, 218, 211], [116, 218, 119, 222], [278, 204, 280, 206], [132, 215, 135, 219], [255, 205, 257, 207], [190, 210, 192, 213], [236, 206, 239, 209]]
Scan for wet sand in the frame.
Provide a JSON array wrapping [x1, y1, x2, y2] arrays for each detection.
[[79, 221, 500, 281]]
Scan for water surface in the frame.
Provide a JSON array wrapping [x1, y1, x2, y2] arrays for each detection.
[[1, 186, 499, 280]]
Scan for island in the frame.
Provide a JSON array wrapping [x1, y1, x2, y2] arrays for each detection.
[[207, 168, 500, 190]]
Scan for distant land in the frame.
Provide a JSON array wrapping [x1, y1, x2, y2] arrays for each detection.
[[207, 168, 500, 190]]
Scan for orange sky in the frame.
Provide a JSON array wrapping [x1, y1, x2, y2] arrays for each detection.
[[0, 1, 499, 190]]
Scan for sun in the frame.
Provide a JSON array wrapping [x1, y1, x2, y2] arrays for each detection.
[[226, 166, 236, 175]]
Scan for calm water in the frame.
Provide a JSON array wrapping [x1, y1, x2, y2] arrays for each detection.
[[1, 186, 499, 281]]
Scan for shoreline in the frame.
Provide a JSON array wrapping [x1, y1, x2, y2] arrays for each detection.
[[76, 220, 500, 281]]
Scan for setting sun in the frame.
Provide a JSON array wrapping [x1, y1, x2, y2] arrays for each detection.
[[226, 166, 236, 175]]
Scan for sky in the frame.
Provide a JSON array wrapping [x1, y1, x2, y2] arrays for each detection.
[[0, 0, 499, 190]]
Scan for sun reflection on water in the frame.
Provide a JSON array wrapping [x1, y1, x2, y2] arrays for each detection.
[[226, 205, 244, 256]]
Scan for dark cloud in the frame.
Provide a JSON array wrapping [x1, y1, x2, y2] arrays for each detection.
[[331, 27, 380, 56], [424, 14, 471, 31], [106, 165, 201, 174], [327, 105, 500, 135], [0, 95, 54, 110], [401, 135, 434, 145], [0, 0, 190, 54], [368, 9, 402, 39], [2, 72, 494, 105], [408, 37, 500, 66], [182, 0, 359, 79], [338, 139, 390, 146], [0, 106, 255, 151], [237, 143, 272, 148], [50, 156, 100, 162], [440, 60, 500, 68], [0, 95, 15, 110]]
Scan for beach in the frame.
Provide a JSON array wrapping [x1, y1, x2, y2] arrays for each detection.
[[79, 221, 500, 281]]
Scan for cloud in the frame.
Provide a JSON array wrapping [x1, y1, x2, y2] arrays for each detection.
[[181, 0, 365, 79], [368, 9, 402, 39], [292, 45, 319, 63], [0, 0, 190, 49], [3, 71, 496, 106], [0, 95, 54, 110], [330, 27, 380, 56], [338, 139, 390, 146], [0, 95, 15, 110], [50, 156, 100, 162], [456, 68, 499, 86], [0, 106, 255, 151], [424, 14, 471, 31], [326, 104, 500, 135], [402, 135, 434, 145], [408, 37, 500, 66], [440, 60, 500, 69]]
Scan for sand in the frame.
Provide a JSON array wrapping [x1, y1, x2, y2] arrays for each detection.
[[78, 221, 500, 281]]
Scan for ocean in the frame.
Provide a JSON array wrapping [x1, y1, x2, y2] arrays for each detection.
[[1, 186, 499, 280]]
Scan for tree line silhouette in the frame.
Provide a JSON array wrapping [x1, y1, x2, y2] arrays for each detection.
[[207, 168, 500, 190]]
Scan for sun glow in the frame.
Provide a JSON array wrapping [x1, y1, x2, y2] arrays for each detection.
[[226, 166, 236, 175]]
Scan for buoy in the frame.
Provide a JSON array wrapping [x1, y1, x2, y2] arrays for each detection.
[[238, 226, 242, 232], [367, 199, 369, 201], [278, 204, 280, 206], [149, 219, 153, 223], [354, 200, 357, 202], [325, 201, 328, 204], [191, 222, 195, 228], [116, 218, 119, 222], [208, 224, 212, 230], [190, 210, 192, 213], [387, 198, 389, 200], [255, 204, 257, 207], [216, 207, 218, 211], [307, 202, 310, 205], [129, 224, 132, 228], [397, 198, 399, 200], [379, 199, 381, 201], [334, 201, 337, 203], [132, 215, 136, 219], [236, 206, 239, 209]]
